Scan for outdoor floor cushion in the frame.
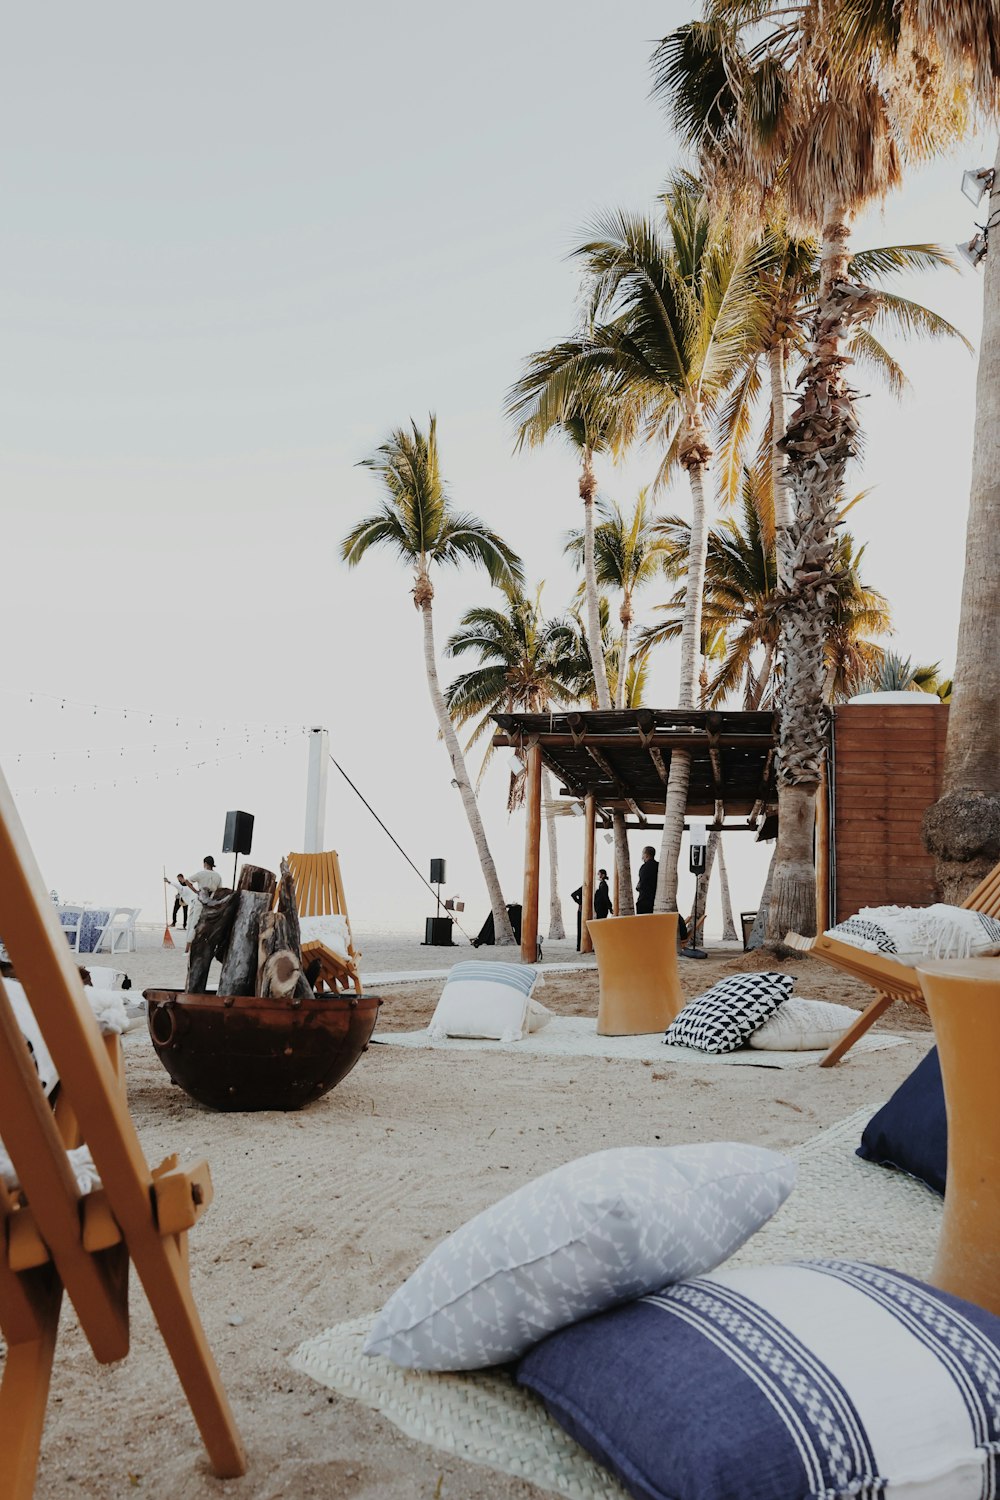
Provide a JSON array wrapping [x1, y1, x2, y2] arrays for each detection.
[[748, 996, 861, 1051], [857, 1046, 946, 1196], [427, 961, 543, 1041], [665, 972, 793, 1053], [518, 1258, 1000, 1500], [364, 1142, 795, 1370]]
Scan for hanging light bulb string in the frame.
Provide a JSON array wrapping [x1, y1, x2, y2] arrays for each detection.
[[0, 727, 290, 764], [3, 685, 311, 737], [6, 737, 292, 797]]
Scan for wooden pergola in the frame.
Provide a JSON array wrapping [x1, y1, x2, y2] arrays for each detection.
[[492, 708, 779, 962]]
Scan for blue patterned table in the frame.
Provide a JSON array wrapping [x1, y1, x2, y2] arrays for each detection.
[[57, 908, 111, 954]]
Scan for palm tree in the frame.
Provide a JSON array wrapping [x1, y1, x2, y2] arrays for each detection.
[[444, 586, 576, 940], [652, 7, 970, 940], [890, 8, 1000, 895], [565, 490, 669, 709], [341, 417, 524, 946], [564, 489, 669, 913], [508, 177, 763, 911], [640, 476, 891, 710]]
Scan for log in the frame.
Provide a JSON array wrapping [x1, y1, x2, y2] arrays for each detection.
[[237, 863, 277, 899], [256, 911, 309, 1002], [217, 889, 271, 997], [186, 889, 238, 993], [274, 857, 313, 999]]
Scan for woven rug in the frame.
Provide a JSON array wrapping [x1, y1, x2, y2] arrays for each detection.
[[371, 1014, 909, 1068], [290, 1108, 942, 1498]]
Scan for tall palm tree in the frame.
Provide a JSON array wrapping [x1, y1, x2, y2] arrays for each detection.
[[508, 177, 763, 911], [652, 7, 970, 940], [889, 6, 1000, 896], [444, 586, 576, 941], [341, 417, 524, 946]]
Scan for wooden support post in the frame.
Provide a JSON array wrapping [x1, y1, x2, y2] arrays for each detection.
[[521, 742, 542, 964], [580, 792, 597, 955], [815, 754, 830, 931]]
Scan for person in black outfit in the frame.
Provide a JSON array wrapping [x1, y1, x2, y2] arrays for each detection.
[[594, 869, 613, 920], [635, 845, 658, 914]]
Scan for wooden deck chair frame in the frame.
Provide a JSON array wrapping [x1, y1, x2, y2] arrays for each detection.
[[0, 766, 246, 1498], [786, 861, 1000, 1067], [283, 850, 362, 996]]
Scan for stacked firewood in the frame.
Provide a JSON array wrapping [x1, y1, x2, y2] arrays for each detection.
[[186, 858, 315, 1001]]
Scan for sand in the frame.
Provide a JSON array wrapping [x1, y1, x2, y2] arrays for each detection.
[[27, 937, 931, 1500]]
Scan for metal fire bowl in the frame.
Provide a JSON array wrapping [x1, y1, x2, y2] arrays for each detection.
[[143, 989, 381, 1112]]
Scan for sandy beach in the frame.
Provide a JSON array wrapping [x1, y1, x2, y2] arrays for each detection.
[[26, 935, 932, 1500]]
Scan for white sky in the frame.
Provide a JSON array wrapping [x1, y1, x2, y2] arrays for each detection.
[[0, 2, 989, 939]]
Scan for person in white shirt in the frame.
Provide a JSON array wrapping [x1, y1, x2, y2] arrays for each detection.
[[177, 856, 222, 951]]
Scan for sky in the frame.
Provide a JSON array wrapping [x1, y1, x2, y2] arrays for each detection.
[[0, 1, 990, 940]]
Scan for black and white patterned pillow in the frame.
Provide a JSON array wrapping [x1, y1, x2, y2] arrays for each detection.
[[828, 916, 898, 953], [665, 972, 794, 1054], [976, 912, 1000, 949]]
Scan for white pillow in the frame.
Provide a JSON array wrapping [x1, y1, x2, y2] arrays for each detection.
[[427, 961, 542, 1042], [748, 996, 859, 1051], [299, 914, 350, 961], [4, 978, 58, 1095], [363, 1142, 796, 1370]]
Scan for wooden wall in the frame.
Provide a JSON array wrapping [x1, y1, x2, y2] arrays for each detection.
[[830, 702, 949, 924]]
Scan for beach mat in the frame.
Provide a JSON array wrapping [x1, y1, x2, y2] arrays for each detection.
[[290, 1108, 941, 1499], [371, 1013, 909, 1068]]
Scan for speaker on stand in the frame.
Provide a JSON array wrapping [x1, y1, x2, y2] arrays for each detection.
[[424, 858, 454, 946], [222, 810, 255, 890]]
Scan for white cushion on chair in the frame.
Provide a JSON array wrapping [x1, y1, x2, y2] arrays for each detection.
[[299, 914, 350, 961]]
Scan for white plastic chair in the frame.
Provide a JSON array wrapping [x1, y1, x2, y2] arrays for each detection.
[[96, 907, 140, 954], [57, 904, 86, 953]]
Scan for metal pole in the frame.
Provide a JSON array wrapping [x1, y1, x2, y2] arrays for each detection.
[[304, 728, 329, 853]]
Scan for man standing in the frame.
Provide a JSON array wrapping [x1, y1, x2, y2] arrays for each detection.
[[635, 846, 658, 915], [163, 875, 190, 931], [594, 869, 613, 920], [177, 856, 222, 951]]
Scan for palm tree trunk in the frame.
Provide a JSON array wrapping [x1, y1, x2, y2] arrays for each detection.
[[616, 615, 631, 710], [765, 203, 876, 945], [543, 767, 566, 940], [613, 814, 634, 916], [751, 641, 776, 710], [769, 341, 792, 534], [656, 431, 711, 913], [716, 835, 738, 941], [923, 136, 1000, 902], [748, 847, 776, 950], [419, 597, 516, 945], [580, 447, 612, 712]]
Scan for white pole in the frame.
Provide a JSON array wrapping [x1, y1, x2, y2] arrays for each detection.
[[304, 727, 329, 852]]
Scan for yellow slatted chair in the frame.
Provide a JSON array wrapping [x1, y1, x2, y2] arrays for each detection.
[[0, 765, 246, 1499], [284, 850, 362, 995], [785, 860, 1000, 1067]]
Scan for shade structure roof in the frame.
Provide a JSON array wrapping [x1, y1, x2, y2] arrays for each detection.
[[491, 708, 778, 829]]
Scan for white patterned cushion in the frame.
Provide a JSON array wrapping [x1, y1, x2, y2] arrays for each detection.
[[665, 972, 793, 1054], [518, 1259, 1000, 1500], [427, 961, 543, 1042], [363, 1142, 795, 1370], [748, 996, 858, 1051]]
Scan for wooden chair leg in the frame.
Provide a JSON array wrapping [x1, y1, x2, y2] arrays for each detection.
[[130, 1231, 246, 1478], [0, 1289, 62, 1500], [820, 992, 894, 1067]]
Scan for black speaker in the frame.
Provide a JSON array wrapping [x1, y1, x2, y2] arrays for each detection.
[[222, 810, 254, 856], [430, 858, 446, 885], [424, 916, 454, 946]]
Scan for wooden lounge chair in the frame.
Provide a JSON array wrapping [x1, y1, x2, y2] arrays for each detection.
[[0, 766, 246, 1498], [284, 849, 362, 995], [786, 861, 1000, 1067]]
